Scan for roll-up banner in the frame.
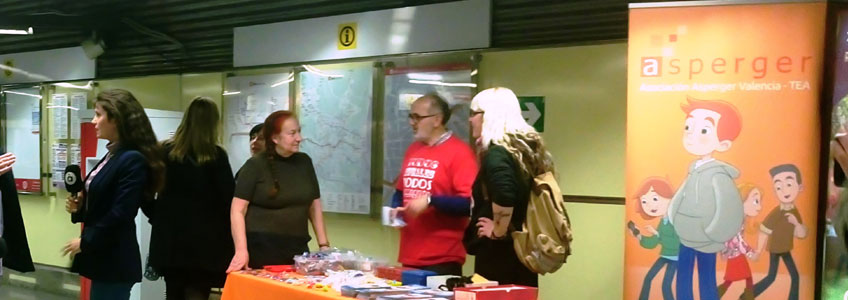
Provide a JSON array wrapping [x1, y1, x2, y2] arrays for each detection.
[[625, 2, 826, 300]]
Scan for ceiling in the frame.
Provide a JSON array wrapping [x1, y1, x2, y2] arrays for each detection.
[[0, 0, 681, 79]]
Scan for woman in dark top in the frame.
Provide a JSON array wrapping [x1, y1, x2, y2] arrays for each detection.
[[0, 151, 35, 273], [463, 87, 556, 287], [63, 89, 165, 300], [146, 97, 235, 300], [226, 110, 330, 272]]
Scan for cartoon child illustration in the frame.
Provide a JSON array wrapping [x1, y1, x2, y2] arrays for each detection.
[[752, 164, 807, 300], [668, 97, 745, 300], [717, 183, 762, 300], [627, 177, 680, 300]]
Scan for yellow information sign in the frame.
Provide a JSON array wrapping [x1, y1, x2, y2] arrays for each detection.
[[338, 23, 357, 50], [3, 59, 13, 78]]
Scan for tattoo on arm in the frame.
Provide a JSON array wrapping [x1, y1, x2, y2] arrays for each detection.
[[493, 209, 514, 237]]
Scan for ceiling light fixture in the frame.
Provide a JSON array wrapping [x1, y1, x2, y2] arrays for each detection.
[[0, 64, 51, 81], [271, 72, 295, 87], [0, 27, 33, 35], [3, 90, 42, 99], [407, 73, 443, 81], [408, 80, 477, 88], [46, 105, 79, 111], [53, 81, 93, 90], [223, 91, 241, 96], [303, 65, 343, 78]]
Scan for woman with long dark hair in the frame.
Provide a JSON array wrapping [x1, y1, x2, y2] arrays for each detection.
[[147, 97, 235, 300], [226, 110, 330, 272], [63, 89, 165, 300]]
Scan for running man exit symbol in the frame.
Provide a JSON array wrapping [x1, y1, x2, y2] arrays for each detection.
[[338, 23, 357, 50]]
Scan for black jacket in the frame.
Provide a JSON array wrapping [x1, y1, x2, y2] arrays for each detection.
[[463, 145, 537, 287], [146, 145, 235, 287], [71, 147, 149, 283], [0, 150, 34, 272]]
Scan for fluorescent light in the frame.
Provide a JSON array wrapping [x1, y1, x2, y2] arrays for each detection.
[[408, 80, 477, 88], [470, 69, 478, 77], [390, 35, 407, 46], [270, 78, 293, 87], [0, 27, 33, 35], [303, 65, 343, 78], [407, 73, 443, 81], [271, 72, 294, 87], [0, 64, 51, 81], [3, 90, 42, 99], [46, 105, 80, 111], [223, 91, 241, 96], [53, 81, 93, 90]]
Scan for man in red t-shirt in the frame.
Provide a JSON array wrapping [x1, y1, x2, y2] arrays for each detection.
[[391, 93, 478, 275]]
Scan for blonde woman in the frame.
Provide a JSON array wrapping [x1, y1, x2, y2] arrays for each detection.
[[463, 87, 555, 287]]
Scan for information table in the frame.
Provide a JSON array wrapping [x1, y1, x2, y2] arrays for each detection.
[[221, 272, 350, 300]]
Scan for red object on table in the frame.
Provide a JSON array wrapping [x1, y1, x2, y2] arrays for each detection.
[[454, 285, 539, 300], [374, 266, 415, 282], [264, 265, 295, 273]]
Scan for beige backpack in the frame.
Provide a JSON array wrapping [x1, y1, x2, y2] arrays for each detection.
[[511, 171, 573, 274]]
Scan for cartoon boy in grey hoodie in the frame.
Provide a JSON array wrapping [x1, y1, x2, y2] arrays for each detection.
[[669, 97, 745, 300]]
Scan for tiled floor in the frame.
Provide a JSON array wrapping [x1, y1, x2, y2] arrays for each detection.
[[0, 285, 76, 300]]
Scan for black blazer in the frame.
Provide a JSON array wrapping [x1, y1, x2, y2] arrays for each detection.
[[0, 150, 34, 272], [147, 145, 235, 287], [71, 147, 149, 283]]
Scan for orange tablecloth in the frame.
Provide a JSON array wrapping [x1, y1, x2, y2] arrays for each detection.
[[221, 272, 351, 300]]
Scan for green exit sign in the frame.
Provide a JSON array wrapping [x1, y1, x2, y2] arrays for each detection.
[[518, 96, 544, 132]]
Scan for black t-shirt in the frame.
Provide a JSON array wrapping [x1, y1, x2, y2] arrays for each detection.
[[234, 152, 320, 238]]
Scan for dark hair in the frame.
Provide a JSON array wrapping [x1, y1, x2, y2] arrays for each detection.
[[420, 93, 451, 126], [95, 89, 165, 196], [262, 110, 297, 198], [769, 163, 802, 184], [165, 97, 220, 165], [249, 123, 264, 140]]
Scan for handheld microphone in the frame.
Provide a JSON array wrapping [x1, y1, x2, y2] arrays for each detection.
[[64, 165, 83, 194]]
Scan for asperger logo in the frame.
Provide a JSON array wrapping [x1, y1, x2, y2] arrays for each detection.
[[641, 57, 663, 77], [640, 55, 814, 79], [639, 31, 814, 79]]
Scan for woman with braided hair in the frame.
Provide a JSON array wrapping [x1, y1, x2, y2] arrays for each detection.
[[226, 111, 330, 272]]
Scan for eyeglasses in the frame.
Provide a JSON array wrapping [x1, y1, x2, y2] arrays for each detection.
[[470, 110, 484, 117], [408, 113, 440, 123]]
